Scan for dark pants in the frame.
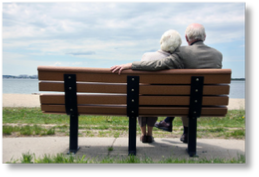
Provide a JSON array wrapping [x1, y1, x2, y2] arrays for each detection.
[[165, 117, 188, 133], [164, 117, 175, 123]]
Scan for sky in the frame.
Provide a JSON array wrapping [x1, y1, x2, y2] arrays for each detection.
[[2, 2, 245, 78]]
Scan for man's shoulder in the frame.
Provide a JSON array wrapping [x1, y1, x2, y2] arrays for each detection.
[[179, 43, 222, 55], [178, 45, 194, 52]]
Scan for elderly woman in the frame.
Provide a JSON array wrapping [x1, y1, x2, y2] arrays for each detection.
[[137, 29, 182, 143]]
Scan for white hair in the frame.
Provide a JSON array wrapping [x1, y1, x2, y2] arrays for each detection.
[[185, 24, 206, 42], [160, 30, 182, 53]]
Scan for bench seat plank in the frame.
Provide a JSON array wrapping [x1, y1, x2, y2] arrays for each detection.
[[39, 82, 230, 95], [40, 94, 229, 106], [41, 105, 227, 116]]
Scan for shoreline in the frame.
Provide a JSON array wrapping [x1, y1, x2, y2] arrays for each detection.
[[2, 93, 245, 110]]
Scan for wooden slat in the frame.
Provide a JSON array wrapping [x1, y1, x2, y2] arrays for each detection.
[[39, 82, 127, 93], [41, 105, 227, 116], [38, 66, 231, 84], [140, 85, 230, 95], [140, 96, 229, 106], [38, 72, 231, 84], [40, 94, 229, 106], [39, 82, 230, 95], [38, 66, 231, 75]]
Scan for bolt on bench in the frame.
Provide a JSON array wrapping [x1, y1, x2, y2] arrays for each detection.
[[38, 66, 231, 157]]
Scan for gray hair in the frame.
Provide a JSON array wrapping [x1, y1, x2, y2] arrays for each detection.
[[160, 30, 182, 53], [185, 24, 206, 42]]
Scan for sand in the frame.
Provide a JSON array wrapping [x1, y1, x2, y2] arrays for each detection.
[[2, 93, 245, 110], [3, 94, 41, 108]]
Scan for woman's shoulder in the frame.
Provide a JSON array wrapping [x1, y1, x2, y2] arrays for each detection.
[[141, 50, 170, 61], [157, 50, 171, 55]]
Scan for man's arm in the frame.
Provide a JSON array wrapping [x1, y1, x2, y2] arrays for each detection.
[[110, 53, 184, 74], [132, 53, 184, 70], [110, 63, 132, 75]]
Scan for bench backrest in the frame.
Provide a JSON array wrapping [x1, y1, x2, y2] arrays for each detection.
[[38, 66, 231, 117]]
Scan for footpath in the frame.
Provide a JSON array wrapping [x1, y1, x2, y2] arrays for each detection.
[[2, 94, 245, 163]]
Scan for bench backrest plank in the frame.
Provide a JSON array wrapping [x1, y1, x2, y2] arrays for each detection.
[[39, 82, 230, 95], [40, 95, 228, 106], [40, 105, 228, 117], [38, 66, 231, 84], [38, 66, 231, 117]]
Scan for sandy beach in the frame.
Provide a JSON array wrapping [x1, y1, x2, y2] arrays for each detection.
[[2, 93, 245, 110]]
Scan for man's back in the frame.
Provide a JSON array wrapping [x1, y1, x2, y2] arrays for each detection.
[[179, 41, 222, 69]]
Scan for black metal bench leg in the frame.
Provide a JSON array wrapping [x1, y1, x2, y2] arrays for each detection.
[[187, 116, 198, 157], [186, 76, 203, 157], [128, 116, 137, 155], [68, 114, 79, 154], [127, 76, 139, 156], [64, 74, 79, 154]]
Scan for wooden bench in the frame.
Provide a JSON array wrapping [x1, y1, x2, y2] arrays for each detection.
[[38, 66, 231, 157]]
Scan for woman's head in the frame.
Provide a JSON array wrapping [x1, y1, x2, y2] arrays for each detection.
[[160, 30, 182, 53]]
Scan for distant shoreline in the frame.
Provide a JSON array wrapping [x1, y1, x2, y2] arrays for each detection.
[[231, 78, 245, 81], [3, 77, 38, 79], [2, 77, 246, 80]]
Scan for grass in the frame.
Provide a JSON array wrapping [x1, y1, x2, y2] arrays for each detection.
[[3, 124, 55, 136], [108, 146, 113, 152], [7, 152, 245, 164], [3, 108, 245, 164], [3, 107, 245, 139]]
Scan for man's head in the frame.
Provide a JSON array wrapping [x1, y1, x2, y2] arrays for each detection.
[[185, 23, 206, 45], [160, 29, 182, 53]]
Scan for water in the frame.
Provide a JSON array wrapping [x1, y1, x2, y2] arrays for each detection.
[[228, 80, 245, 99], [3, 79, 40, 94], [2, 79, 245, 98]]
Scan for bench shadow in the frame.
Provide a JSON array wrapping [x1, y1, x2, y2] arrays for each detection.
[[61, 138, 245, 162], [159, 138, 245, 160]]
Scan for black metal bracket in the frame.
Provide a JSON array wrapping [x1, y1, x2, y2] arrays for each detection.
[[127, 76, 139, 117], [127, 76, 139, 155], [64, 74, 79, 154], [188, 76, 204, 118], [64, 74, 78, 115], [187, 76, 204, 157]]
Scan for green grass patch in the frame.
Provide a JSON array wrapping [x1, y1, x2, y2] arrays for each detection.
[[3, 125, 20, 135], [108, 146, 113, 152], [225, 129, 245, 139], [3, 108, 245, 139], [3, 125, 55, 136], [7, 152, 245, 164], [3, 108, 245, 128]]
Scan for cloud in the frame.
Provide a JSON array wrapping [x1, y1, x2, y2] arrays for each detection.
[[3, 2, 244, 42], [53, 61, 84, 66], [53, 62, 62, 66], [2, 2, 245, 78], [66, 51, 96, 56]]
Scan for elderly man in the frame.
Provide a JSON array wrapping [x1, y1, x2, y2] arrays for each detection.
[[111, 23, 222, 143]]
